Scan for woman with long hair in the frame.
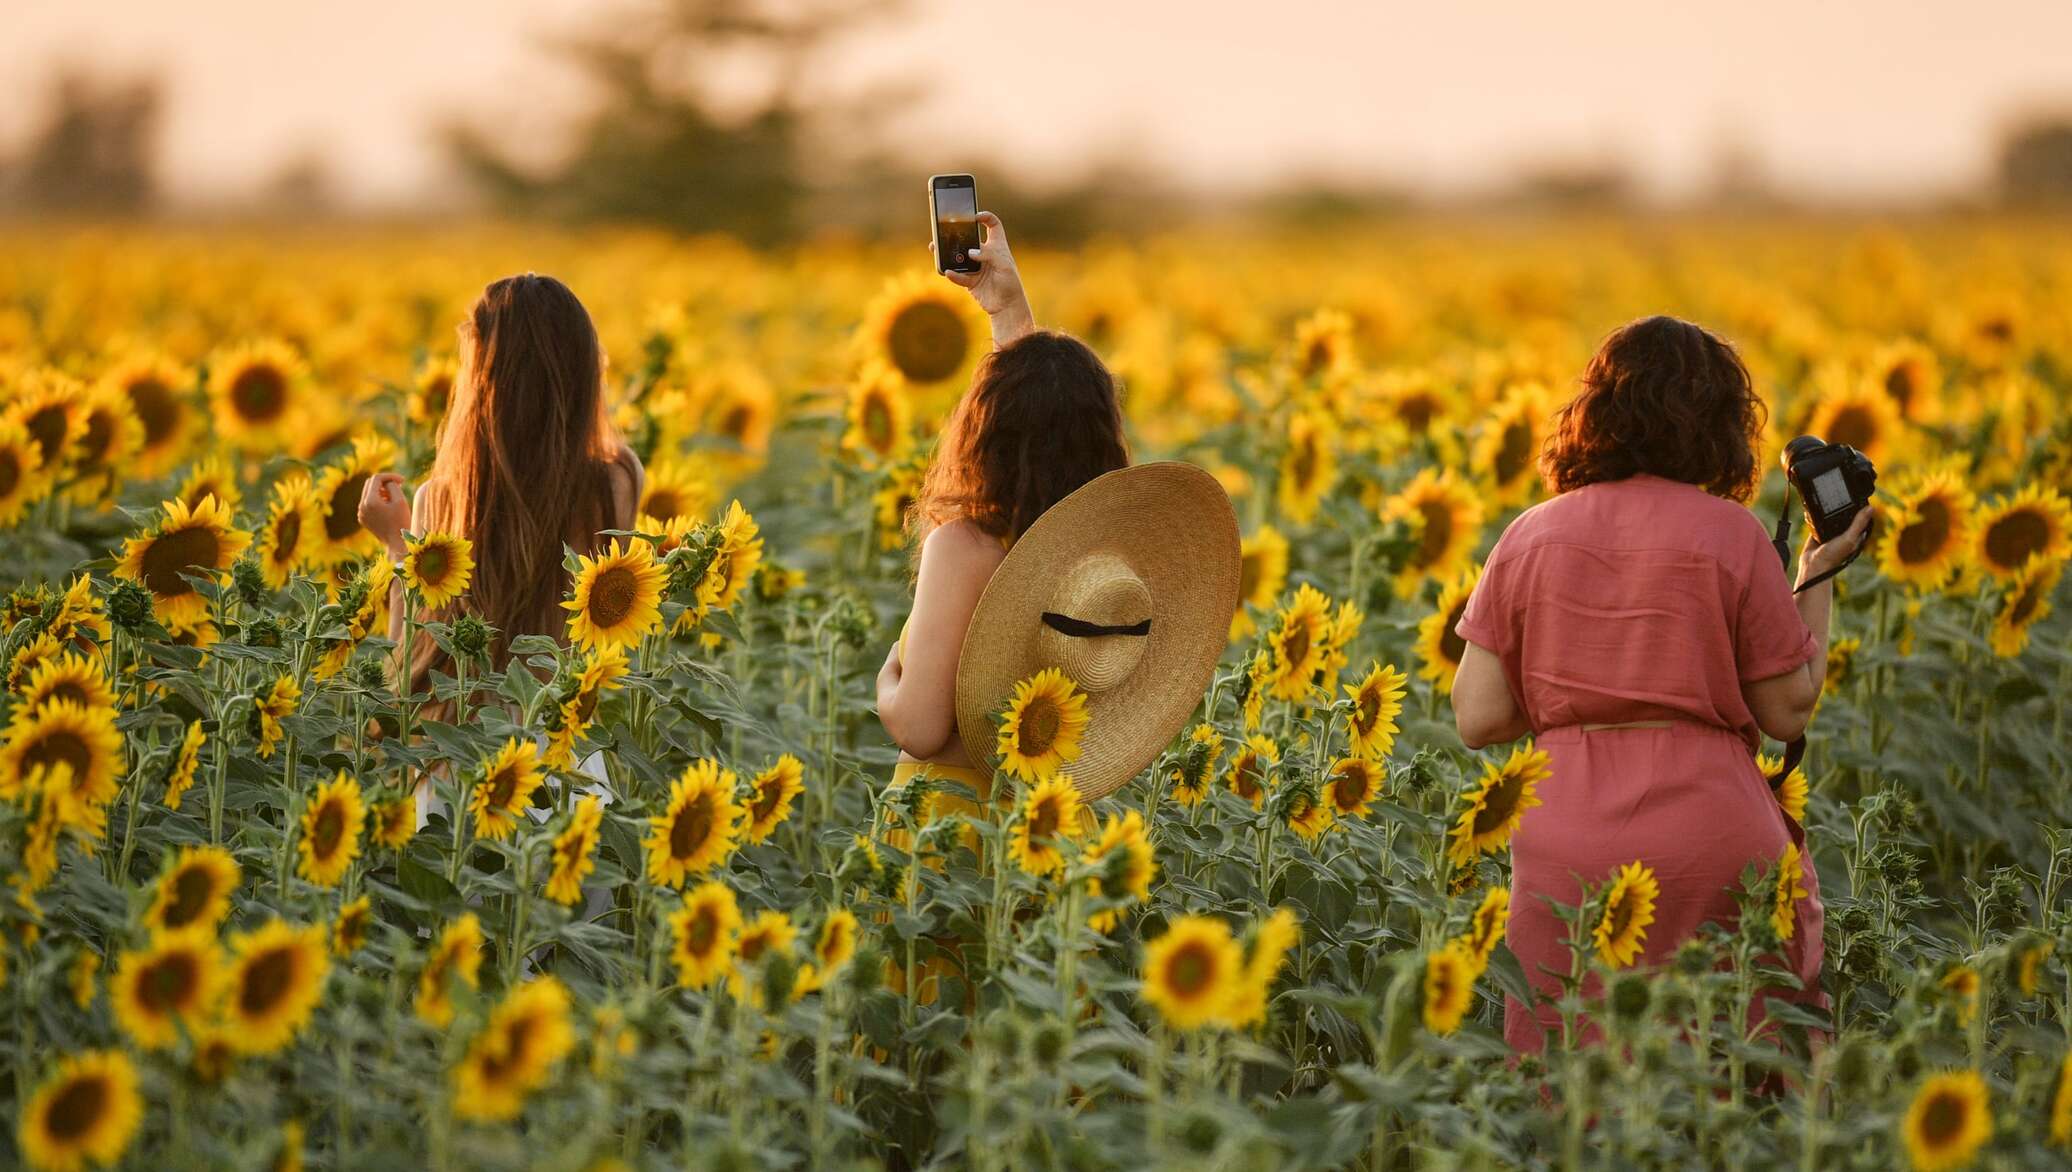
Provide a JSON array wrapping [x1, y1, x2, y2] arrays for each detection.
[[1450, 315, 1871, 1053], [357, 272, 644, 698], [876, 212, 1130, 795]]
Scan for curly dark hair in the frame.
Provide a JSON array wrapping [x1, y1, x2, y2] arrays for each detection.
[[909, 330, 1130, 543], [1539, 315, 1767, 503]]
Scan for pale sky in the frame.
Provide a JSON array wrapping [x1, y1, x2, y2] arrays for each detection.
[[5, 0, 2071, 207]]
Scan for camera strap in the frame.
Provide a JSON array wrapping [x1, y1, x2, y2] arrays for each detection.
[[1772, 483, 1865, 596]]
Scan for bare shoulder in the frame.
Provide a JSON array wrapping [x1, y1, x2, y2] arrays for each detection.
[[920, 519, 1010, 582]]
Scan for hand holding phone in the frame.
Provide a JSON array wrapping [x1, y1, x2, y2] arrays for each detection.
[[928, 176, 1033, 345], [930, 173, 982, 275]]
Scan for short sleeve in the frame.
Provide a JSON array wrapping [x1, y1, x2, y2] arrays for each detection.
[[1453, 526, 1518, 656], [1733, 534, 1818, 683]]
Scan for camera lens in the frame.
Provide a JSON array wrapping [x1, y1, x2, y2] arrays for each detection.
[[1784, 435, 1826, 462]]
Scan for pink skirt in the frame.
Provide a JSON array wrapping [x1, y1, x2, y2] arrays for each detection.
[[1503, 720, 1825, 1053]]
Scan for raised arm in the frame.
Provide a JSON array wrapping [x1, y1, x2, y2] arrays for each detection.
[[1743, 507, 1872, 742], [933, 210, 1035, 348]]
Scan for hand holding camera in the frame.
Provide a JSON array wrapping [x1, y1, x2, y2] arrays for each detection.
[[1798, 504, 1872, 589], [1779, 434, 1878, 592]]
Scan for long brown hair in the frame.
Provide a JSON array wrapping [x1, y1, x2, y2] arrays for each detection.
[[909, 330, 1129, 544], [1539, 315, 1767, 503], [416, 274, 622, 667]]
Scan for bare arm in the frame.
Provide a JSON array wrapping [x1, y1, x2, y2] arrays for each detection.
[[1453, 641, 1531, 749], [1743, 507, 1872, 742], [933, 210, 1035, 348], [876, 521, 1008, 759]]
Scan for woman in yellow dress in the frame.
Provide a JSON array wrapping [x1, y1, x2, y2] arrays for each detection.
[[874, 211, 1130, 830]]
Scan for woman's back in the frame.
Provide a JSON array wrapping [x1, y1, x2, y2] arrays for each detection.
[[1459, 472, 1815, 750]]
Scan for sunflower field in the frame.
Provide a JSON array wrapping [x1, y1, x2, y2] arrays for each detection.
[[0, 218, 2070, 1171]]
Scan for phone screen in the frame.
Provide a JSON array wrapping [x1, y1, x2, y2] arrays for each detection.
[[934, 180, 980, 273]]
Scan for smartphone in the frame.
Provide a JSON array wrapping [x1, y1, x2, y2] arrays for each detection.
[[930, 174, 981, 275]]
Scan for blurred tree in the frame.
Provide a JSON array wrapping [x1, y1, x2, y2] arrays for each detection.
[[443, 0, 903, 244], [6, 71, 162, 214], [1998, 116, 2072, 204]]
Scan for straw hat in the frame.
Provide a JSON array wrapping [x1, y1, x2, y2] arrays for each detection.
[[955, 462, 1241, 800]]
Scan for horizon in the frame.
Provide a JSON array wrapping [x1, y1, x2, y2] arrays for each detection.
[[4, 0, 2072, 211]]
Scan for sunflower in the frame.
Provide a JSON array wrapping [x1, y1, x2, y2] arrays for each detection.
[[637, 458, 715, 526], [1264, 584, 1332, 702], [1416, 566, 1480, 694], [1009, 774, 1085, 879], [1876, 468, 1977, 590], [995, 668, 1090, 784], [110, 927, 219, 1049], [1317, 597, 1364, 697], [564, 538, 666, 652], [1289, 308, 1357, 384], [1141, 915, 1243, 1031], [370, 796, 416, 849], [7, 368, 86, 476], [1940, 965, 1981, 1027], [1282, 783, 1334, 841], [1081, 810, 1155, 932], [742, 754, 804, 844], [469, 737, 543, 841], [729, 910, 798, 1002], [113, 495, 252, 624], [544, 795, 604, 906], [311, 435, 397, 563], [1756, 752, 1810, 823], [69, 948, 99, 1009], [856, 272, 984, 387], [2013, 939, 2052, 997], [1901, 1070, 1992, 1172], [1990, 558, 2060, 658], [668, 881, 742, 989], [222, 919, 330, 1053], [403, 531, 474, 610], [162, 720, 204, 810], [254, 673, 300, 759], [18, 652, 116, 716], [61, 385, 143, 505], [208, 340, 307, 452], [101, 354, 193, 476], [562, 643, 630, 733], [17, 1049, 143, 1172], [1446, 742, 1549, 868], [1224, 906, 1301, 1028], [1344, 662, 1409, 759], [0, 418, 52, 527], [872, 456, 927, 551], [1167, 722, 1222, 807], [1803, 377, 1907, 468], [695, 500, 764, 616], [0, 698, 125, 810], [147, 844, 240, 934], [297, 772, 365, 888], [699, 363, 778, 460], [250, 474, 322, 589], [173, 454, 242, 515], [1422, 942, 1478, 1035], [1867, 338, 1941, 422], [1226, 733, 1280, 810], [1594, 860, 1660, 969], [1460, 886, 1509, 968], [645, 759, 742, 888], [1473, 382, 1553, 507], [841, 361, 914, 466], [809, 907, 861, 985], [408, 356, 456, 427], [1382, 468, 1484, 597], [1276, 409, 1338, 526], [1325, 756, 1384, 819], [1771, 842, 1809, 943], [7, 633, 62, 694], [416, 914, 484, 1027], [451, 976, 577, 1123], [1974, 483, 2070, 582], [1231, 525, 1290, 640], [46, 575, 109, 648], [332, 894, 372, 957]]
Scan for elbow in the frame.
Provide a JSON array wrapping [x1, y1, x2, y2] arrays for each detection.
[[1453, 707, 1499, 751], [877, 701, 950, 760], [1757, 708, 1813, 745]]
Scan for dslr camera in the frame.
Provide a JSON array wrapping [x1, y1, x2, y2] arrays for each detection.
[[1782, 434, 1877, 543]]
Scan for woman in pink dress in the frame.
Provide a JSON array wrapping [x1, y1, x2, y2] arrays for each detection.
[[1450, 315, 1872, 1053]]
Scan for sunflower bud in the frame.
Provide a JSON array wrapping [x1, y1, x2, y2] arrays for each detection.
[[105, 579, 154, 634], [450, 614, 492, 662], [242, 615, 283, 649], [1028, 1017, 1067, 1066], [760, 951, 797, 1009], [980, 1010, 1023, 1059], [1609, 972, 1651, 1021], [827, 592, 874, 651], [352, 658, 386, 691], [231, 555, 269, 606]]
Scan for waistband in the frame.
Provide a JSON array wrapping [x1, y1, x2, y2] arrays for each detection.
[[1537, 717, 1749, 746], [891, 759, 987, 785]]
